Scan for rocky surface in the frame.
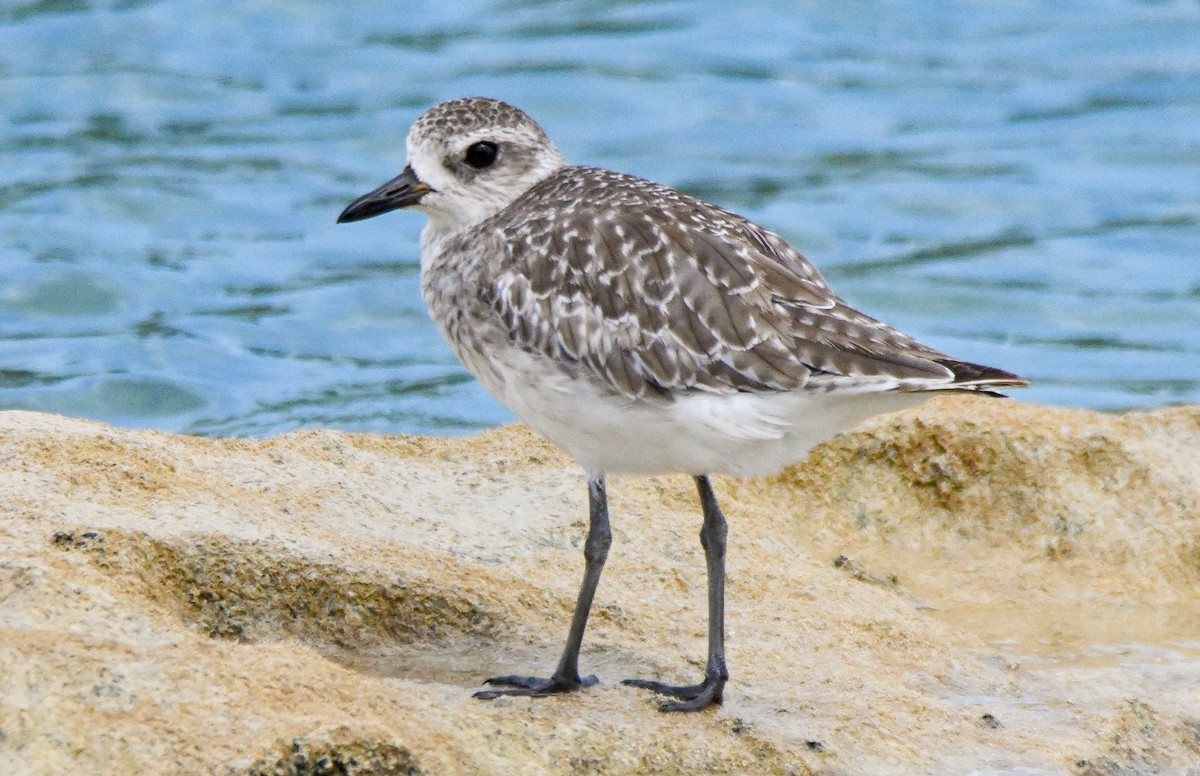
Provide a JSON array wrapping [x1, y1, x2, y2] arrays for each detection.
[[1, 397, 1198, 774]]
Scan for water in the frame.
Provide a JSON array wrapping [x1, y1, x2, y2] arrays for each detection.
[[2, 0, 1198, 437]]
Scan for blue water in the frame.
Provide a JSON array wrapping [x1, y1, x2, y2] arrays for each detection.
[[2, 1, 1198, 437]]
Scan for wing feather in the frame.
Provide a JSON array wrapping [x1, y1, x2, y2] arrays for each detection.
[[489, 168, 1021, 398]]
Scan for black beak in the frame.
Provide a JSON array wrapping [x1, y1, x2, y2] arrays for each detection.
[[337, 165, 432, 223]]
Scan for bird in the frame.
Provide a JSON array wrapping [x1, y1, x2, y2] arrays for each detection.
[[337, 96, 1027, 712]]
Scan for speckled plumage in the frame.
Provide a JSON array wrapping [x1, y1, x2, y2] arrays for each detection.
[[338, 97, 1028, 711], [377, 98, 1026, 477], [479, 165, 1009, 398]]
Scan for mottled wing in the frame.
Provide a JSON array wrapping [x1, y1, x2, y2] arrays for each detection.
[[490, 170, 1015, 398]]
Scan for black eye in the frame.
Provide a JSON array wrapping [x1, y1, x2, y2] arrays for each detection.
[[464, 141, 499, 169]]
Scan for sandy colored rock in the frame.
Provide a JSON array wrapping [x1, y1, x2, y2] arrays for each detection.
[[0, 397, 1198, 774]]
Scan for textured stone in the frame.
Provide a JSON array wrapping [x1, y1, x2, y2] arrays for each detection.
[[1, 397, 1198, 774]]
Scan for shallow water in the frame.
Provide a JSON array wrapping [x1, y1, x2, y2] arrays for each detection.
[[2, 1, 1198, 436]]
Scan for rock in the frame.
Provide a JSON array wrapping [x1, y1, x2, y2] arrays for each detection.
[[1, 397, 1198, 774]]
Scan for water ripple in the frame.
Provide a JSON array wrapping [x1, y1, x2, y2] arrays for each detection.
[[1, 0, 1197, 435]]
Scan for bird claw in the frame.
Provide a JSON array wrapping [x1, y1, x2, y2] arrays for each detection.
[[623, 672, 725, 711], [474, 672, 598, 700]]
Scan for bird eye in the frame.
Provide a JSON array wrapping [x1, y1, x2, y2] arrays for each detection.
[[464, 141, 499, 169]]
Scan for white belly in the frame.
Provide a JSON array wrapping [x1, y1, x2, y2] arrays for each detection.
[[468, 344, 932, 478]]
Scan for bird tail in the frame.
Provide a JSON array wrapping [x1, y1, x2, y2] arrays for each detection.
[[931, 358, 1029, 396]]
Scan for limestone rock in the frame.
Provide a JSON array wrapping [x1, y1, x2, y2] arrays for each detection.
[[1, 397, 1198, 774]]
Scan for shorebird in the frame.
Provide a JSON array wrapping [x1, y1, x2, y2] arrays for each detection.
[[337, 97, 1027, 712]]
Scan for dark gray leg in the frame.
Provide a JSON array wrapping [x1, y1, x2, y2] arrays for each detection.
[[475, 475, 612, 699], [624, 474, 728, 712]]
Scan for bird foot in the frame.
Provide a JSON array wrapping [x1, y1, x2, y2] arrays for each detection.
[[623, 672, 725, 712], [473, 672, 598, 700]]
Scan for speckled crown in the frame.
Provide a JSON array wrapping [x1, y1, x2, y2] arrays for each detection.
[[411, 97, 550, 143]]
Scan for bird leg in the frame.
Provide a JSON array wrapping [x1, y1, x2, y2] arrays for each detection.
[[475, 475, 611, 699], [624, 474, 728, 712]]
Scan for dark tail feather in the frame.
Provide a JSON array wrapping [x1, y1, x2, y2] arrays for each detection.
[[933, 358, 1029, 392]]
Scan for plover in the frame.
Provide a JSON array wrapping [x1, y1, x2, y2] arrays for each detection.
[[338, 97, 1027, 712]]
